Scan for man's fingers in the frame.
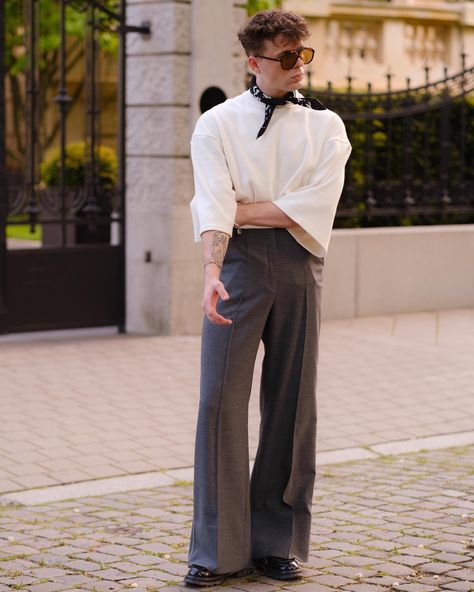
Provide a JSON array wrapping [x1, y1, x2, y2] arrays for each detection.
[[204, 302, 232, 325], [215, 283, 229, 301], [207, 311, 232, 325], [205, 302, 232, 325]]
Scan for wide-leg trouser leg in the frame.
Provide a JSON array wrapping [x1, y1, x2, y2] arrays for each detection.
[[188, 230, 274, 573], [188, 229, 323, 573], [250, 231, 324, 562]]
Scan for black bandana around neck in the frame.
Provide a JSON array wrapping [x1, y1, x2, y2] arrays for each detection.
[[249, 75, 326, 139]]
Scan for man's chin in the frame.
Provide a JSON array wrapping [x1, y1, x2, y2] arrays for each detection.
[[288, 79, 304, 91]]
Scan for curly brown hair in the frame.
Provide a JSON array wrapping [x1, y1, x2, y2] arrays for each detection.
[[238, 9, 310, 56]]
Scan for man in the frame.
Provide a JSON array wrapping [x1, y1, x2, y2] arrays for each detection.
[[184, 9, 351, 588]]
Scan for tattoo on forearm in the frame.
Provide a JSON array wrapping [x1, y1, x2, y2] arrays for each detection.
[[209, 232, 229, 268]]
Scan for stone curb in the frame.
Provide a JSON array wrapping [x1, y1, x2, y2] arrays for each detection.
[[2, 430, 473, 507]]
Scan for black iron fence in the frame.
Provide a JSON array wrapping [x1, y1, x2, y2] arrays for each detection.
[[303, 59, 474, 227]]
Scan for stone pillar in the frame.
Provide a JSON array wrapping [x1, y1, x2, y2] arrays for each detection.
[[191, 1, 247, 125], [125, 0, 246, 335]]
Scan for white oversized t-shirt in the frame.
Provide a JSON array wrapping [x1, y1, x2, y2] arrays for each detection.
[[190, 89, 351, 257]]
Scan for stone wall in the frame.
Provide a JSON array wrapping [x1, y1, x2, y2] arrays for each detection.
[[322, 225, 474, 319]]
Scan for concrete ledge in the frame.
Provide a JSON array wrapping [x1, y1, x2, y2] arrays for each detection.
[[323, 224, 474, 320]]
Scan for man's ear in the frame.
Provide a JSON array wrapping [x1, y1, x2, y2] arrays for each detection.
[[248, 55, 259, 74]]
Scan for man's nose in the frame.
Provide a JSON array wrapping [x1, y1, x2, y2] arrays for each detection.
[[295, 55, 304, 68]]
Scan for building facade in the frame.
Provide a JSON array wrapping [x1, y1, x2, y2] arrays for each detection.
[[286, 0, 474, 89]]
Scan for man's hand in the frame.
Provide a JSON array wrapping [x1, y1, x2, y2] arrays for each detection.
[[201, 231, 232, 326], [202, 264, 232, 326]]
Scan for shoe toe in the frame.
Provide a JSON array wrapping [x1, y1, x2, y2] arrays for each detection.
[[184, 565, 223, 587], [184, 564, 252, 587], [254, 556, 302, 580]]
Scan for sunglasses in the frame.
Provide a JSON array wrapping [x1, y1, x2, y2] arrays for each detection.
[[255, 47, 315, 70]]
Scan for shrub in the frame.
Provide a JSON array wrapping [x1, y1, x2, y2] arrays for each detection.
[[40, 142, 118, 189]]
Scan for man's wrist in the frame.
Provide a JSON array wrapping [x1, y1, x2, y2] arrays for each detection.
[[204, 261, 222, 271], [235, 203, 248, 227]]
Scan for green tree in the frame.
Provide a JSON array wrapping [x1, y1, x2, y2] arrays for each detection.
[[5, 0, 118, 167], [247, 0, 282, 15]]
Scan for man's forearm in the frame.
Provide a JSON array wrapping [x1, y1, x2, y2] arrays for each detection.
[[235, 202, 297, 228], [201, 230, 230, 272]]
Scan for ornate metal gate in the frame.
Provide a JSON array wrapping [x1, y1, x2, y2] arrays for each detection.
[[304, 60, 474, 227], [0, 0, 7, 332], [0, 0, 148, 334]]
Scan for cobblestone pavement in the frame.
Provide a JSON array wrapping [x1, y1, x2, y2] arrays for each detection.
[[0, 309, 473, 493], [0, 445, 473, 592]]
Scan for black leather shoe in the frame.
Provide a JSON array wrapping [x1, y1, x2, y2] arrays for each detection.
[[184, 564, 253, 587], [253, 556, 302, 580]]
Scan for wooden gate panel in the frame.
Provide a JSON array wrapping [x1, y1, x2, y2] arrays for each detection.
[[5, 246, 124, 333]]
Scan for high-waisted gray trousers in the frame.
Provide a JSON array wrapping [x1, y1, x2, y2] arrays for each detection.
[[188, 228, 324, 574]]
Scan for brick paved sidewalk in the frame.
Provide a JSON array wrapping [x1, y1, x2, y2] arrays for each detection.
[[1, 445, 473, 592], [0, 309, 473, 495]]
